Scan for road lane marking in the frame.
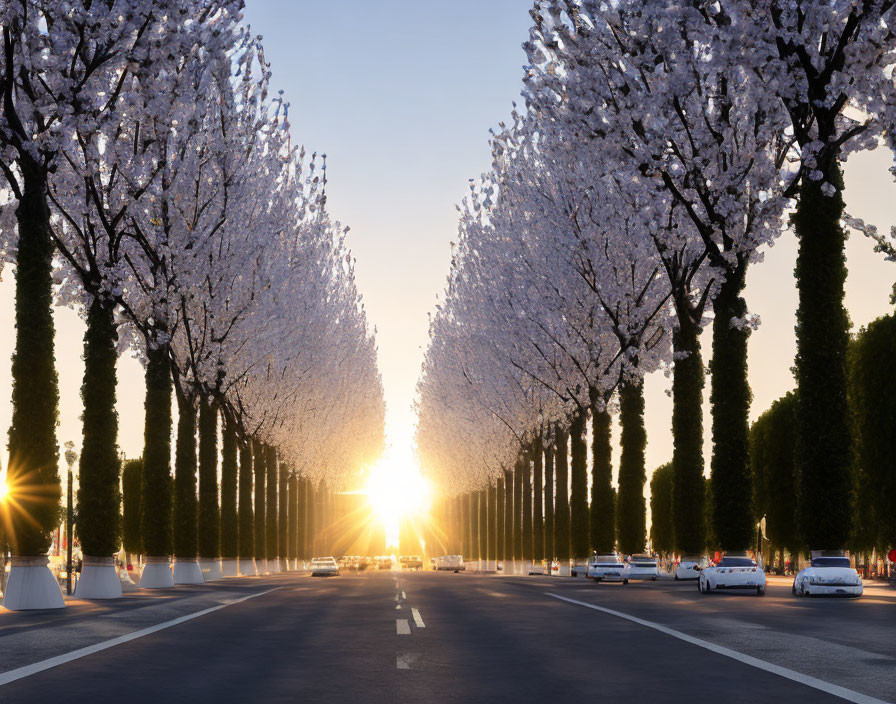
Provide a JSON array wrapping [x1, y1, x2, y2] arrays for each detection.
[[411, 608, 425, 628], [396, 652, 419, 669], [401, 591, 406, 600], [0, 588, 279, 687], [396, 618, 410, 635], [545, 593, 887, 704]]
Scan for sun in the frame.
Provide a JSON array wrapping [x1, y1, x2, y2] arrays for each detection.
[[364, 448, 431, 528]]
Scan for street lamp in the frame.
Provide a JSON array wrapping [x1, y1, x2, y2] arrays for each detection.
[[64, 441, 78, 596]]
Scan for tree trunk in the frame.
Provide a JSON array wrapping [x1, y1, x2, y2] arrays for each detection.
[[198, 399, 219, 559], [617, 380, 647, 555], [76, 296, 120, 558], [488, 483, 497, 565], [554, 427, 570, 562], [173, 385, 198, 559], [253, 441, 266, 562], [672, 308, 706, 555], [288, 472, 298, 566], [496, 475, 505, 562], [569, 412, 589, 559], [278, 457, 288, 561], [533, 435, 544, 562], [544, 444, 554, 561], [793, 168, 852, 550], [478, 489, 487, 562], [220, 419, 238, 559], [513, 456, 523, 561], [265, 446, 278, 565], [591, 404, 615, 553], [238, 438, 254, 560], [141, 343, 172, 558], [503, 470, 513, 562], [522, 449, 533, 562]]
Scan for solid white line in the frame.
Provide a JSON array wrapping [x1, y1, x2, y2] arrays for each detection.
[[396, 618, 410, 635], [411, 608, 425, 628], [545, 593, 887, 704], [0, 588, 279, 687], [401, 591, 406, 600]]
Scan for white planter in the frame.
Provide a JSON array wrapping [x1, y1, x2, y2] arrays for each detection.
[[556, 563, 571, 577], [173, 559, 204, 584], [523, 560, 534, 575], [74, 557, 123, 599], [258, 558, 269, 574], [2, 557, 65, 610], [220, 559, 239, 577], [199, 558, 223, 581], [270, 558, 281, 573], [139, 557, 174, 588], [238, 558, 257, 576]]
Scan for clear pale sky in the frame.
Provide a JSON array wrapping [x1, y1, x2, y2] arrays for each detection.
[[1, 0, 895, 495]]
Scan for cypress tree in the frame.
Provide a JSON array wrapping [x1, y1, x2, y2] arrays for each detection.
[[849, 316, 896, 550], [554, 427, 570, 562], [478, 489, 487, 561], [198, 398, 219, 560], [173, 387, 198, 560], [278, 457, 288, 561], [532, 436, 544, 562], [569, 412, 589, 559], [220, 419, 238, 559], [466, 492, 474, 559], [544, 444, 554, 560], [121, 458, 143, 557], [503, 470, 513, 562], [496, 475, 505, 562], [76, 296, 120, 559], [617, 381, 647, 555], [672, 315, 706, 555], [253, 440, 266, 562], [297, 477, 307, 561], [591, 405, 615, 553], [238, 438, 254, 560], [512, 457, 523, 561], [793, 167, 853, 550], [488, 482, 497, 565], [288, 472, 298, 566], [710, 263, 755, 552], [6, 161, 61, 558], [522, 451, 533, 563], [649, 463, 674, 556], [266, 446, 278, 563], [460, 492, 468, 557], [141, 343, 173, 558]]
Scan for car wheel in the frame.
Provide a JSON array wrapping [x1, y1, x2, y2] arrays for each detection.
[[622, 579, 628, 585], [674, 574, 679, 581], [651, 576, 657, 581], [756, 586, 765, 596], [594, 577, 601, 584], [791, 583, 797, 595]]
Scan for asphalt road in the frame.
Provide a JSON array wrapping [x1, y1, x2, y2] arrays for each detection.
[[0, 569, 893, 703]]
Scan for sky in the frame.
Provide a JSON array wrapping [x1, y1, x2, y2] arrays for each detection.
[[1, 0, 895, 498]]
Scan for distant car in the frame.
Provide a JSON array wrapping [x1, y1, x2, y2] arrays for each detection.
[[310, 556, 339, 577], [436, 555, 465, 572], [400, 555, 423, 570], [793, 556, 862, 597], [622, 555, 659, 583], [674, 558, 704, 581], [586, 554, 625, 583], [375, 556, 393, 570], [698, 556, 765, 595]]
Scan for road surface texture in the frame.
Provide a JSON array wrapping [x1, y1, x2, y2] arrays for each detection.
[[0, 570, 893, 703]]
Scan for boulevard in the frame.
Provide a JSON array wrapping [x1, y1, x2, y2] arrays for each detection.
[[0, 570, 893, 703]]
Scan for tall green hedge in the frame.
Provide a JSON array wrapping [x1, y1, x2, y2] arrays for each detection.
[[649, 463, 674, 556], [122, 458, 143, 556], [76, 296, 120, 557], [496, 475, 505, 561], [173, 388, 198, 559], [617, 381, 647, 555], [512, 456, 523, 560], [220, 418, 238, 559], [288, 472, 298, 563], [238, 437, 254, 559], [671, 317, 706, 555], [278, 457, 288, 560], [253, 440, 266, 560], [543, 444, 554, 560], [141, 343, 172, 557], [7, 174, 60, 556], [265, 445, 278, 562], [554, 427, 570, 561], [522, 450, 533, 562], [710, 264, 755, 552], [532, 436, 544, 561], [198, 398, 219, 559], [488, 483, 497, 563], [478, 489, 487, 560], [793, 168, 852, 550], [503, 470, 512, 561], [297, 476, 307, 560], [569, 412, 589, 559], [591, 406, 615, 553]]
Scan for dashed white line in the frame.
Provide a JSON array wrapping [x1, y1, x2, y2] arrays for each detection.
[[401, 591, 406, 600], [396, 618, 411, 635], [545, 592, 888, 704], [411, 608, 425, 628], [0, 588, 279, 687]]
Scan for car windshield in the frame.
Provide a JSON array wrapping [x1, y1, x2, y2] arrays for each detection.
[[811, 557, 851, 568], [718, 557, 754, 567]]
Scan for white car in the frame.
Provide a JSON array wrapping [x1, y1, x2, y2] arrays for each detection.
[[793, 555, 862, 597], [436, 555, 465, 572], [586, 554, 625, 582], [674, 558, 704, 581], [622, 555, 659, 583], [310, 556, 339, 576], [698, 556, 765, 595]]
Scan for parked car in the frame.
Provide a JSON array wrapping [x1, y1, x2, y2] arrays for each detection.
[[400, 555, 424, 570], [622, 554, 659, 583], [375, 556, 393, 570], [436, 555, 465, 572], [674, 558, 704, 581], [698, 555, 765, 595], [586, 554, 625, 583], [310, 556, 339, 576], [793, 555, 862, 597]]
